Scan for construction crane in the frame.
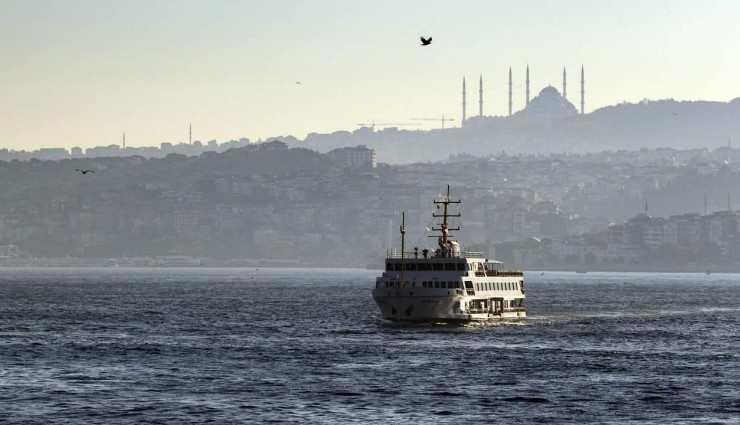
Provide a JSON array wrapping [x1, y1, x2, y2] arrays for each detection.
[[411, 115, 455, 130], [357, 120, 419, 132]]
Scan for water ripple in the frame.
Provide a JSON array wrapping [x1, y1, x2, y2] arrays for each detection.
[[0, 268, 738, 423]]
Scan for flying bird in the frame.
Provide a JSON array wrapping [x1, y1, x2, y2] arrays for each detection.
[[420, 36, 432, 46], [75, 169, 95, 174], [295, 81, 301, 85]]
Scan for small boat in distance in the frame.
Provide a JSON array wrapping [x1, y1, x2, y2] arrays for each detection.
[[372, 186, 526, 322]]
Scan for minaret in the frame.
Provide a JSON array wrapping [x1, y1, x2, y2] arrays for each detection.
[[525, 64, 530, 106], [508, 67, 513, 116], [478, 74, 483, 116], [562, 67, 567, 100], [462, 77, 467, 125], [580, 65, 585, 114], [728, 192, 732, 213], [189, 123, 192, 145]]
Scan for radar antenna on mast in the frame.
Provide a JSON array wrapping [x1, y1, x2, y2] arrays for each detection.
[[429, 186, 460, 256], [399, 212, 406, 286]]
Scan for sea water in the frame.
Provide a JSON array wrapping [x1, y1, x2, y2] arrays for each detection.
[[0, 268, 738, 424]]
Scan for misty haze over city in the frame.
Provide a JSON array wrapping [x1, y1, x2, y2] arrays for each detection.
[[1, 100, 740, 271], [2, 1, 740, 271]]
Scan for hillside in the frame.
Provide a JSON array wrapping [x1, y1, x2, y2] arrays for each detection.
[[291, 98, 740, 163]]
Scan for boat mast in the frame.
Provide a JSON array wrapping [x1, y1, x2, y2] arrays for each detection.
[[399, 211, 406, 286], [432, 185, 460, 246]]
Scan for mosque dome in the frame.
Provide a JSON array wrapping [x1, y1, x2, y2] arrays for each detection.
[[538, 86, 560, 97], [522, 85, 578, 117]]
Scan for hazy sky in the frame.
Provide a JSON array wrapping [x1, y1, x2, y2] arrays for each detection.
[[2, 0, 740, 150]]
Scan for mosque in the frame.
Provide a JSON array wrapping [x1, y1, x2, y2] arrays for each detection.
[[461, 66, 585, 125]]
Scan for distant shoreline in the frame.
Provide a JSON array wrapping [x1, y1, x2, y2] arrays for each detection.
[[2, 256, 738, 273], [523, 264, 734, 274]]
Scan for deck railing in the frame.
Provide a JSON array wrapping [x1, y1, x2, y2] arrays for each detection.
[[485, 270, 524, 277], [386, 250, 486, 259]]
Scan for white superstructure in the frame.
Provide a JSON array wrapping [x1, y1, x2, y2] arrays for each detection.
[[372, 187, 526, 322]]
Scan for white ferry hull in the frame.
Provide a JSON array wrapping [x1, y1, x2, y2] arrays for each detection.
[[373, 289, 526, 323]]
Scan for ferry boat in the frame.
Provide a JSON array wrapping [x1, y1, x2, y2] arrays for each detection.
[[372, 186, 526, 322]]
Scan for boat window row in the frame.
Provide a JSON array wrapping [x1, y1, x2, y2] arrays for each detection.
[[386, 262, 467, 271], [377, 280, 463, 289], [475, 281, 519, 291], [418, 281, 462, 289]]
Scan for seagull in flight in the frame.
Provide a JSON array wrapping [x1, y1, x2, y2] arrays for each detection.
[[295, 81, 301, 85], [420, 36, 432, 46], [75, 169, 95, 174]]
